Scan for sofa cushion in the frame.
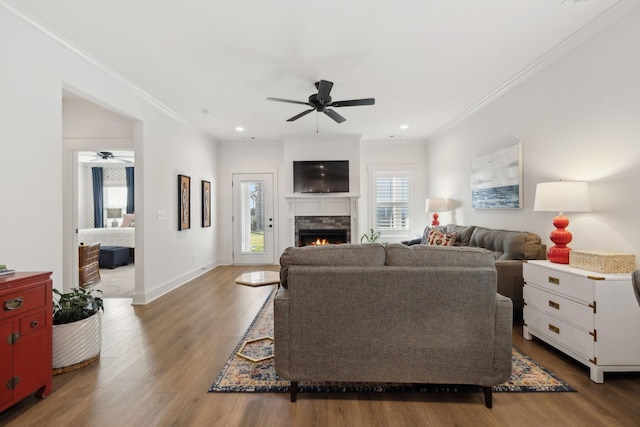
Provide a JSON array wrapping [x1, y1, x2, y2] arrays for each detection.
[[469, 226, 542, 260], [444, 224, 476, 246], [279, 243, 386, 288], [427, 229, 456, 246], [385, 243, 496, 267]]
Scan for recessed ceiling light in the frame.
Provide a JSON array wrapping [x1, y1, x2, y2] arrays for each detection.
[[400, 124, 409, 130], [235, 126, 245, 132]]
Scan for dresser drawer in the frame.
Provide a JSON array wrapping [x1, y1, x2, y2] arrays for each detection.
[[524, 263, 593, 303], [524, 305, 594, 360], [1, 285, 46, 321], [524, 284, 593, 331], [19, 310, 47, 336]]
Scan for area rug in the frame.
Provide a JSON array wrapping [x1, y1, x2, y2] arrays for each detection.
[[209, 289, 575, 394], [98, 263, 135, 298]]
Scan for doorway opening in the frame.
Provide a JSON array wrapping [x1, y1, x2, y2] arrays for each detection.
[[63, 89, 138, 299]]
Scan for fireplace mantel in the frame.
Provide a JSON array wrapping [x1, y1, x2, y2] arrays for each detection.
[[285, 194, 360, 245]]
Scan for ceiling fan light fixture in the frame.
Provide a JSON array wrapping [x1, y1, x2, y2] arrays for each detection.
[[267, 79, 374, 124]]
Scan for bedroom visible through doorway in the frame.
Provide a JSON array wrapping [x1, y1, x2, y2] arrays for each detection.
[[77, 151, 136, 298]]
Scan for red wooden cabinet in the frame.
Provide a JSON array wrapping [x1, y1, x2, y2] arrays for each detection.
[[0, 272, 53, 412]]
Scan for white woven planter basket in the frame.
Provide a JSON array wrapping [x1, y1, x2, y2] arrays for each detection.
[[52, 311, 102, 369]]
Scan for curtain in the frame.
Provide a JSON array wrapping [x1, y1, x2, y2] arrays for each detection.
[[92, 167, 104, 228], [125, 166, 134, 214]]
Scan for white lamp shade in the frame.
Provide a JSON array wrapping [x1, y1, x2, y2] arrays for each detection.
[[533, 182, 591, 213], [425, 197, 450, 213]]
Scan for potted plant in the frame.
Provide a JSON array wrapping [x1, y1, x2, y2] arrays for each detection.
[[360, 228, 381, 243], [52, 287, 104, 372]]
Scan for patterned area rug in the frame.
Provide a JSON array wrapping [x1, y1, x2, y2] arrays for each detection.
[[209, 289, 575, 394]]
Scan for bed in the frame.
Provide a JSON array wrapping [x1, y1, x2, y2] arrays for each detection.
[[78, 227, 135, 248]]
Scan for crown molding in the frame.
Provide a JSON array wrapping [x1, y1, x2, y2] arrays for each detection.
[[0, 1, 215, 141], [428, 0, 640, 142]]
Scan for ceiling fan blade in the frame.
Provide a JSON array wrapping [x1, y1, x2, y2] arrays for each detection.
[[267, 97, 312, 107], [287, 109, 315, 122], [324, 109, 346, 123], [330, 98, 375, 107], [316, 80, 334, 103]]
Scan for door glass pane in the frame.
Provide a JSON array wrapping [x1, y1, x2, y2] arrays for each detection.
[[241, 180, 265, 253]]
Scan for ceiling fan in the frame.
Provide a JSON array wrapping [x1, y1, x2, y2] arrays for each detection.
[[267, 80, 375, 124], [86, 151, 133, 163]]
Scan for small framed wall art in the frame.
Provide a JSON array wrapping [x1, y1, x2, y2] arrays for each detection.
[[178, 174, 191, 230], [202, 180, 211, 227]]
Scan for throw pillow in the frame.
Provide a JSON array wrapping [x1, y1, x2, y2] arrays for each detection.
[[427, 229, 456, 246], [121, 213, 135, 228], [421, 226, 432, 244]]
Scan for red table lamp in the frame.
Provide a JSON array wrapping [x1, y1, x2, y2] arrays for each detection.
[[425, 198, 450, 226], [533, 181, 591, 264]]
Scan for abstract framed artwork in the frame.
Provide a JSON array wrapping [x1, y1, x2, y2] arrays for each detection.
[[178, 174, 191, 230], [202, 180, 211, 227], [471, 142, 523, 209]]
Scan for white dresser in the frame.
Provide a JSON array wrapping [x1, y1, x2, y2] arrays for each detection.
[[523, 260, 640, 383]]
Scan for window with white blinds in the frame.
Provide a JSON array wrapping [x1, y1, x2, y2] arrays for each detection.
[[374, 171, 410, 231]]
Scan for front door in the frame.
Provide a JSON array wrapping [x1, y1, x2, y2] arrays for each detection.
[[232, 173, 275, 265]]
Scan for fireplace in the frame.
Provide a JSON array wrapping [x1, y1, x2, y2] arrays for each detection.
[[286, 195, 359, 247], [298, 229, 348, 246]]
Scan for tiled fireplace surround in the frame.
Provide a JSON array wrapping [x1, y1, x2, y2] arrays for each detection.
[[286, 196, 359, 247]]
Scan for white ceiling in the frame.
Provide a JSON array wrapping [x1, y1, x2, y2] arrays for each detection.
[[7, 0, 637, 142]]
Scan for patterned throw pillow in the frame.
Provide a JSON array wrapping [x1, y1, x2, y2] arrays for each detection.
[[427, 229, 457, 246]]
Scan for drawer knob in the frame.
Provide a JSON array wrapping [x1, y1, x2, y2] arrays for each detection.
[[548, 300, 560, 310], [548, 324, 560, 334], [3, 297, 24, 311], [30, 320, 39, 328], [548, 276, 560, 285]]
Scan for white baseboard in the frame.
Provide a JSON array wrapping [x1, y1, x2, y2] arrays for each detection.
[[131, 261, 220, 305]]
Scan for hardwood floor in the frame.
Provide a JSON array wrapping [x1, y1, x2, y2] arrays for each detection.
[[2, 265, 639, 426]]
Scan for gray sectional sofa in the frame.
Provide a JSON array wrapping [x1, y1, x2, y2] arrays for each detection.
[[274, 243, 513, 407], [404, 224, 546, 321]]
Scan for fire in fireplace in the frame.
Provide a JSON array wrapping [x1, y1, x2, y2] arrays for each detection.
[[298, 229, 348, 247]]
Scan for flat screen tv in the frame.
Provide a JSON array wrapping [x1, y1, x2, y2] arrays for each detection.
[[293, 160, 349, 194]]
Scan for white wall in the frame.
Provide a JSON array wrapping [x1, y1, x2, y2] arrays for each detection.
[[0, 8, 218, 302], [63, 97, 135, 138], [425, 7, 640, 263]]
